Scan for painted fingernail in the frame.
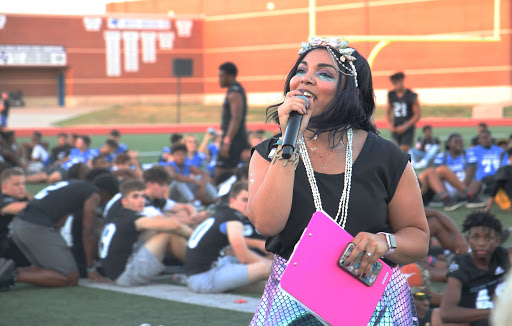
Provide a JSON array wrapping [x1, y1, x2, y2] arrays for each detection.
[[345, 261, 351, 267], [362, 273, 367, 279]]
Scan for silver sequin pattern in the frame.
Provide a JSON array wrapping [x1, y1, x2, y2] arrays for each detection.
[[250, 255, 419, 326]]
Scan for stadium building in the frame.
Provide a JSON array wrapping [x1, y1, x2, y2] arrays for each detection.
[[0, 0, 510, 109]]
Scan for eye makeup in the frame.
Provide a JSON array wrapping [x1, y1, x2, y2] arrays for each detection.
[[295, 64, 337, 81], [295, 66, 307, 76], [317, 70, 336, 81]]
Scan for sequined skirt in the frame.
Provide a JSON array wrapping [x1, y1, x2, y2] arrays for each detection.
[[250, 255, 418, 326]]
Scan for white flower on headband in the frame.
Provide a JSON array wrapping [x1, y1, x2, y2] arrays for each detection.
[[298, 36, 359, 87], [298, 37, 354, 58]]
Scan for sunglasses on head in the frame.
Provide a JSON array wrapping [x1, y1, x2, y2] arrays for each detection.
[[413, 292, 431, 301]]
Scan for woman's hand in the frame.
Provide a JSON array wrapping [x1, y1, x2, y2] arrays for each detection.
[[278, 90, 315, 138], [341, 232, 389, 280]]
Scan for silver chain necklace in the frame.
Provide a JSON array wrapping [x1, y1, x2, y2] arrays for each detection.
[[298, 128, 353, 229]]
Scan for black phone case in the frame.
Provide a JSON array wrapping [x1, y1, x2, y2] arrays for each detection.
[[338, 242, 383, 286]]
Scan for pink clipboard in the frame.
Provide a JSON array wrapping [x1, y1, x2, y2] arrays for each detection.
[[279, 211, 392, 326]]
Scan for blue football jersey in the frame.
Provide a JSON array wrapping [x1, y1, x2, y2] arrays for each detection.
[[90, 147, 115, 163], [466, 145, 504, 181], [206, 143, 219, 177], [434, 152, 467, 181], [115, 143, 128, 154], [61, 148, 96, 170], [186, 152, 206, 169]]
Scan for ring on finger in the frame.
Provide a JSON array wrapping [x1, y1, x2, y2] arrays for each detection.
[[366, 252, 372, 257]]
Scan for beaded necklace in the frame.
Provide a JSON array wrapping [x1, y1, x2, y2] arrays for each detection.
[[298, 128, 353, 229]]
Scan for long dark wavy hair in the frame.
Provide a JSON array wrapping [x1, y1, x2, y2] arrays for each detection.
[[266, 46, 377, 147]]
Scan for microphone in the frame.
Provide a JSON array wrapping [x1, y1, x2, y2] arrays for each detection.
[[282, 95, 310, 159]]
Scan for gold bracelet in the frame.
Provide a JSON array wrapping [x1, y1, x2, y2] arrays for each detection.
[[271, 147, 300, 170]]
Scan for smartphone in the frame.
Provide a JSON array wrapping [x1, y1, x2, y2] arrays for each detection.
[[338, 242, 383, 286]]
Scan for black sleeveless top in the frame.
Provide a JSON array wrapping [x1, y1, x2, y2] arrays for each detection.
[[221, 81, 248, 141], [253, 131, 409, 260]]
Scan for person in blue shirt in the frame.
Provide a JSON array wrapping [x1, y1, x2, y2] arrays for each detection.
[[159, 133, 183, 163], [411, 125, 441, 169], [62, 135, 96, 170], [199, 129, 221, 178], [108, 129, 128, 155], [483, 148, 512, 213], [90, 139, 118, 166], [434, 134, 467, 183], [466, 130, 504, 194], [433, 133, 484, 208], [108, 129, 142, 166], [184, 135, 207, 169], [470, 122, 496, 148], [25, 135, 95, 184], [166, 144, 217, 206]]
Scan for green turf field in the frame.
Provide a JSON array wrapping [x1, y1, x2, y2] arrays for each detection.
[[53, 103, 512, 127], [54, 104, 488, 126], [0, 284, 253, 325], [5, 125, 512, 326]]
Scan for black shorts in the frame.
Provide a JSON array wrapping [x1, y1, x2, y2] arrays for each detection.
[[422, 188, 436, 206], [418, 178, 435, 206], [481, 175, 497, 195], [392, 126, 415, 147], [216, 138, 248, 170]]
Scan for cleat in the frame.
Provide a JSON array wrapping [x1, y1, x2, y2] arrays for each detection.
[[0, 258, 17, 290], [443, 196, 467, 212], [465, 195, 486, 208]]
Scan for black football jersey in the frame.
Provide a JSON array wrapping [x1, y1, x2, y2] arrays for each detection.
[[17, 180, 98, 226], [447, 247, 510, 326], [103, 193, 122, 219], [388, 89, 417, 126], [221, 81, 248, 141], [184, 206, 242, 276], [103, 193, 175, 219], [242, 218, 265, 240], [98, 207, 142, 280]]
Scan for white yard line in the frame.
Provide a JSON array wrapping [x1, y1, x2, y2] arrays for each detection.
[[79, 280, 259, 314]]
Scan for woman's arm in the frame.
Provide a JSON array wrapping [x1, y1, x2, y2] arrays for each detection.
[[385, 163, 430, 264], [247, 91, 314, 237], [247, 149, 296, 236], [345, 162, 429, 278]]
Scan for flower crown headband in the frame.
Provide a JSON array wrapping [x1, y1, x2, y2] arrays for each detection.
[[298, 37, 358, 87]]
